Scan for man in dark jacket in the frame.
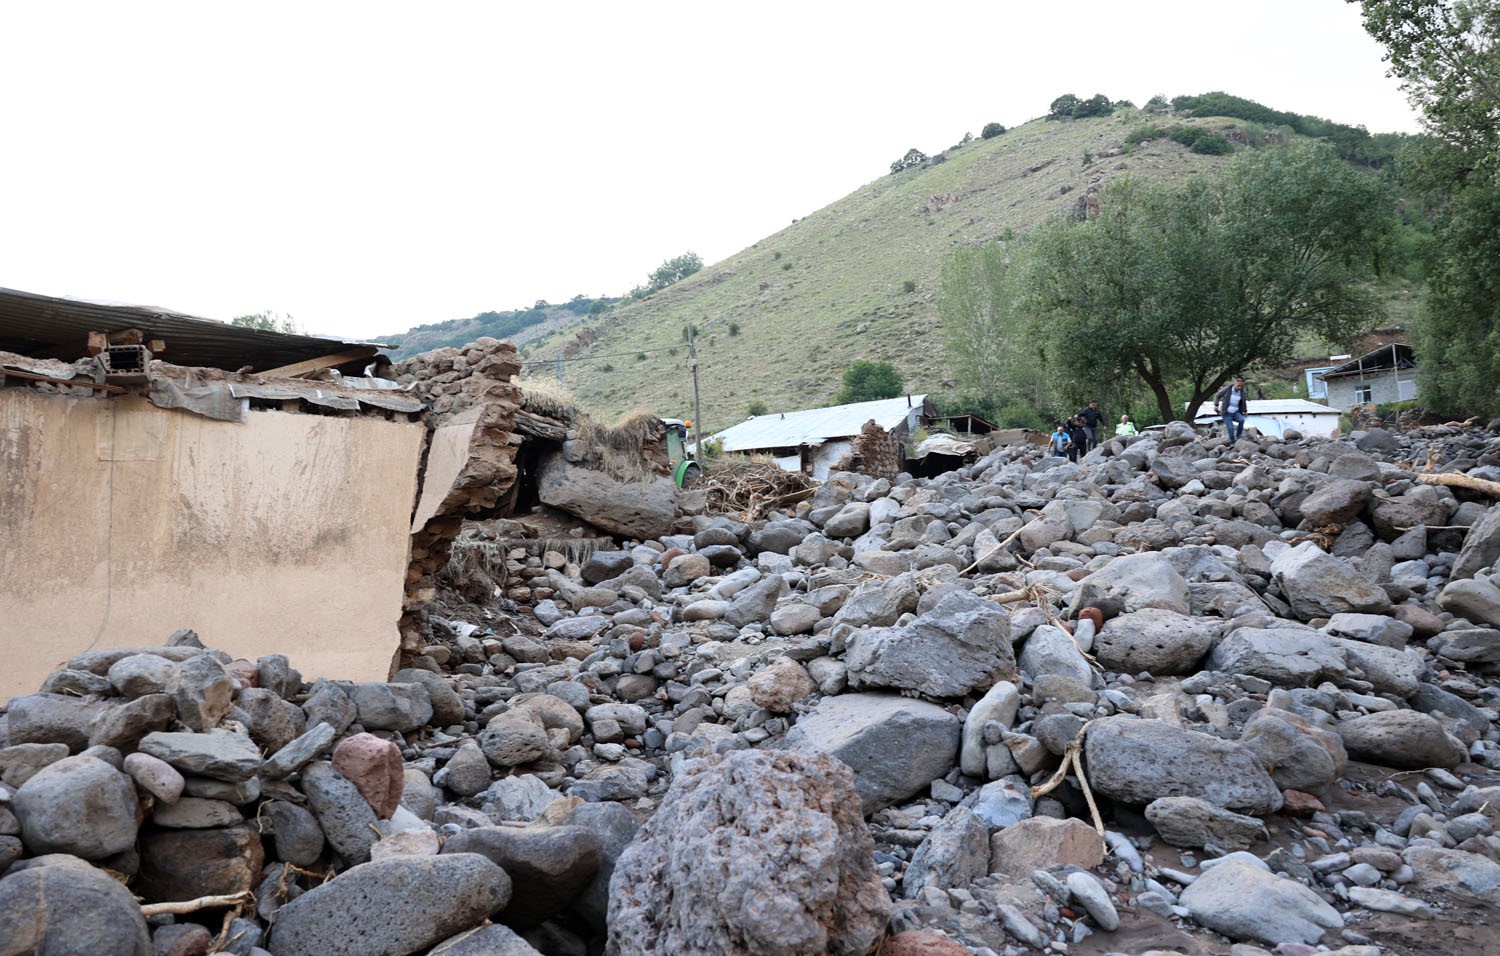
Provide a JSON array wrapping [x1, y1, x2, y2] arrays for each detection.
[[1065, 416, 1088, 462], [1215, 377, 1248, 442], [1076, 400, 1104, 453]]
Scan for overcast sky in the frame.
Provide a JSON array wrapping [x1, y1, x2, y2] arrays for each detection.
[[1, 1, 1417, 341]]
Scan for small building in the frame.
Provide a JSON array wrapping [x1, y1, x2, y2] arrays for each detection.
[[1318, 343, 1417, 410], [1190, 398, 1342, 439], [707, 394, 936, 481]]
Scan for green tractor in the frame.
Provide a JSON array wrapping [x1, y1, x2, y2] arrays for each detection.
[[662, 418, 702, 488]]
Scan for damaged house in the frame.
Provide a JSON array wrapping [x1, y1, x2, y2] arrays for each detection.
[[0, 288, 678, 702]]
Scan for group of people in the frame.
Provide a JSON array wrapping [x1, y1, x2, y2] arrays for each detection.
[[1046, 377, 1253, 461], [1048, 400, 1137, 461]]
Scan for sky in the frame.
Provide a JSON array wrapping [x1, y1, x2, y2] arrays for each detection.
[[0, 1, 1420, 342]]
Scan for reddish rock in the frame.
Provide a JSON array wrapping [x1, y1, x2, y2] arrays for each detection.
[[1078, 607, 1104, 631], [1281, 790, 1325, 818], [881, 930, 973, 955], [332, 733, 404, 819], [658, 547, 687, 567], [1390, 603, 1445, 639], [224, 659, 259, 690]]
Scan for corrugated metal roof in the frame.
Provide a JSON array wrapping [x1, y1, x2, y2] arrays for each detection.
[[710, 395, 929, 452], [1191, 398, 1339, 420], [0, 286, 391, 372], [1321, 342, 1414, 380]]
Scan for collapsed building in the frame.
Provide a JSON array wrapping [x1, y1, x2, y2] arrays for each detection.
[[0, 288, 680, 702]]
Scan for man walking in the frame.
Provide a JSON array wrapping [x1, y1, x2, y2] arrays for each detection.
[[1215, 377, 1249, 443], [1076, 400, 1105, 454]]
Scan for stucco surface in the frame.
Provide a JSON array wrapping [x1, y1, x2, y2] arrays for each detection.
[[0, 392, 423, 702]]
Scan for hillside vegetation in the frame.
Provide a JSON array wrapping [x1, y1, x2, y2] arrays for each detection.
[[392, 97, 1416, 432]]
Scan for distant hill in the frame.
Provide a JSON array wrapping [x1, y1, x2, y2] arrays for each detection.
[[381, 296, 620, 360], [387, 95, 1413, 431]]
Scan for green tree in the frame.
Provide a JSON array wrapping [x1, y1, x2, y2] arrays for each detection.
[[1353, 0, 1500, 414], [981, 122, 1006, 139], [1352, 0, 1500, 153], [938, 240, 1043, 409], [837, 360, 903, 404], [231, 311, 299, 334], [646, 252, 703, 294], [1025, 143, 1392, 421], [747, 400, 768, 416]]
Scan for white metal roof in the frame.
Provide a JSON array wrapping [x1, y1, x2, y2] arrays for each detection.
[[1190, 398, 1340, 420], [709, 394, 928, 452]]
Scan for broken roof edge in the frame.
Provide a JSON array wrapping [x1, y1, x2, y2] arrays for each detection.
[[0, 286, 397, 372]]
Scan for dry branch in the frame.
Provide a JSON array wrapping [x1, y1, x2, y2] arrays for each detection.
[[139, 891, 252, 917], [1417, 471, 1500, 498]]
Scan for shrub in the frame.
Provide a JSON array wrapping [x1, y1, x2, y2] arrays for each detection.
[[981, 122, 1006, 139], [781, 262, 793, 271], [600, 363, 615, 373], [1124, 123, 1165, 147], [728, 322, 740, 336], [747, 400, 768, 417], [1082, 151, 1093, 165], [635, 352, 646, 361], [889, 148, 928, 174], [902, 279, 917, 293]]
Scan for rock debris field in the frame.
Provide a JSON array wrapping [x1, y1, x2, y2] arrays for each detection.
[[3, 420, 1500, 956]]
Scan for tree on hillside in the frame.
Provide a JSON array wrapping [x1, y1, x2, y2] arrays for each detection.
[[232, 311, 299, 334], [648, 252, 703, 292], [938, 241, 1036, 405], [1353, 0, 1500, 414], [982, 122, 1006, 139], [837, 360, 903, 404], [1024, 142, 1392, 421]]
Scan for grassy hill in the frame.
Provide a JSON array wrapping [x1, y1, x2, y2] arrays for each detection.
[[396, 102, 1414, 433]]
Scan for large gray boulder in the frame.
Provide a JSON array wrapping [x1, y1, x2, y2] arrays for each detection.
[[268, 853, 512, 956], [1270, 542, 1391, 619], [137, 730, 262, 782], [1298, 478, 1374, 526], [1093, 608, 1216, 675], [1206, 627, 1348, 687], [1074, 552, 1190, 615], [1017, 625, 1095, 687], [901, 806, 989, 898], [1437, 576, 1500, 629], [606, 749, 890, 956], [1180, 858, 1343, 944], [1336, 710, 1466, 769], [537, 453, 678, 539], [13, 755, 139, 860], [0, 854, 150, 955], [1452, 504, 1500, 580], [1084, 716, 1282, 814], [440, 825, 603, 927], [845, 590, 1014, 698], [783, 694, 960, 814], [832, 573, 920, 629], [301, 760, 380, 864], [1239, 708, 1347, 793]]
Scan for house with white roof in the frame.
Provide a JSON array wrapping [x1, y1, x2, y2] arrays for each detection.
[[1190, 398, 1342, 439], [705, 394, 937, 480]]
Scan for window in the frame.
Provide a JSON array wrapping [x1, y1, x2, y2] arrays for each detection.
[[1354, 385, 1373, 404]]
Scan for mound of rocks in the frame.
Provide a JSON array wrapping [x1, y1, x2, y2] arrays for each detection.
[[3, 418, 1500, 956]]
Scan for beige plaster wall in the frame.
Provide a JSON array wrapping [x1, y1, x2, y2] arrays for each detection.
[[0, 392, 424, 703]]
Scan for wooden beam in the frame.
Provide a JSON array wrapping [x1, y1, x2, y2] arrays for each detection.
[[260, 347, 378, 378], [1417, 471, 1500, 498]]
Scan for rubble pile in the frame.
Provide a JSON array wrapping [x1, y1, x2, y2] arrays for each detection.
[[3, 420, 1500, 955], [392, 338, 524, 654]]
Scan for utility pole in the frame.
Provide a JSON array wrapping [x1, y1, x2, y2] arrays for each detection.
[[688, 325, 703, 454]]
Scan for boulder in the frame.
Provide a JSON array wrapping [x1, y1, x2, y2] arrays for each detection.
[[0, 855, 150, 955], [1238, 709, 1346, 793], [268, 853, 512, 956], [135, 823, 265, 902], [846, 590, 1014, 698], [988, 816, 1103, 879], [332, 732, 405, 819], [1270, 542, 1391, 620], [441, 825, 602, 927], [1206, 627, 1348, 687], [748, 658, 816, 712], [1074, 551, 1191, 615], [1093, 608, 1216, 675], [1336, 711, 1466, 769], [1084, 716, 1282, 814], [606, 749, 890, 956], [13, 755, 139, 860], [1145, 796, 1266, 852], [1180, 858, 1343, 945], [537, 453, 678, 539], [902, 806, 989, 898], [784, 694, 961, 814]]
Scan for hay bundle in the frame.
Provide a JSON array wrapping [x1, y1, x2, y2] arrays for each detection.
[[698, 456, 818, 521], [576, 408, 668, 484], [518, 379, 581, 423]]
